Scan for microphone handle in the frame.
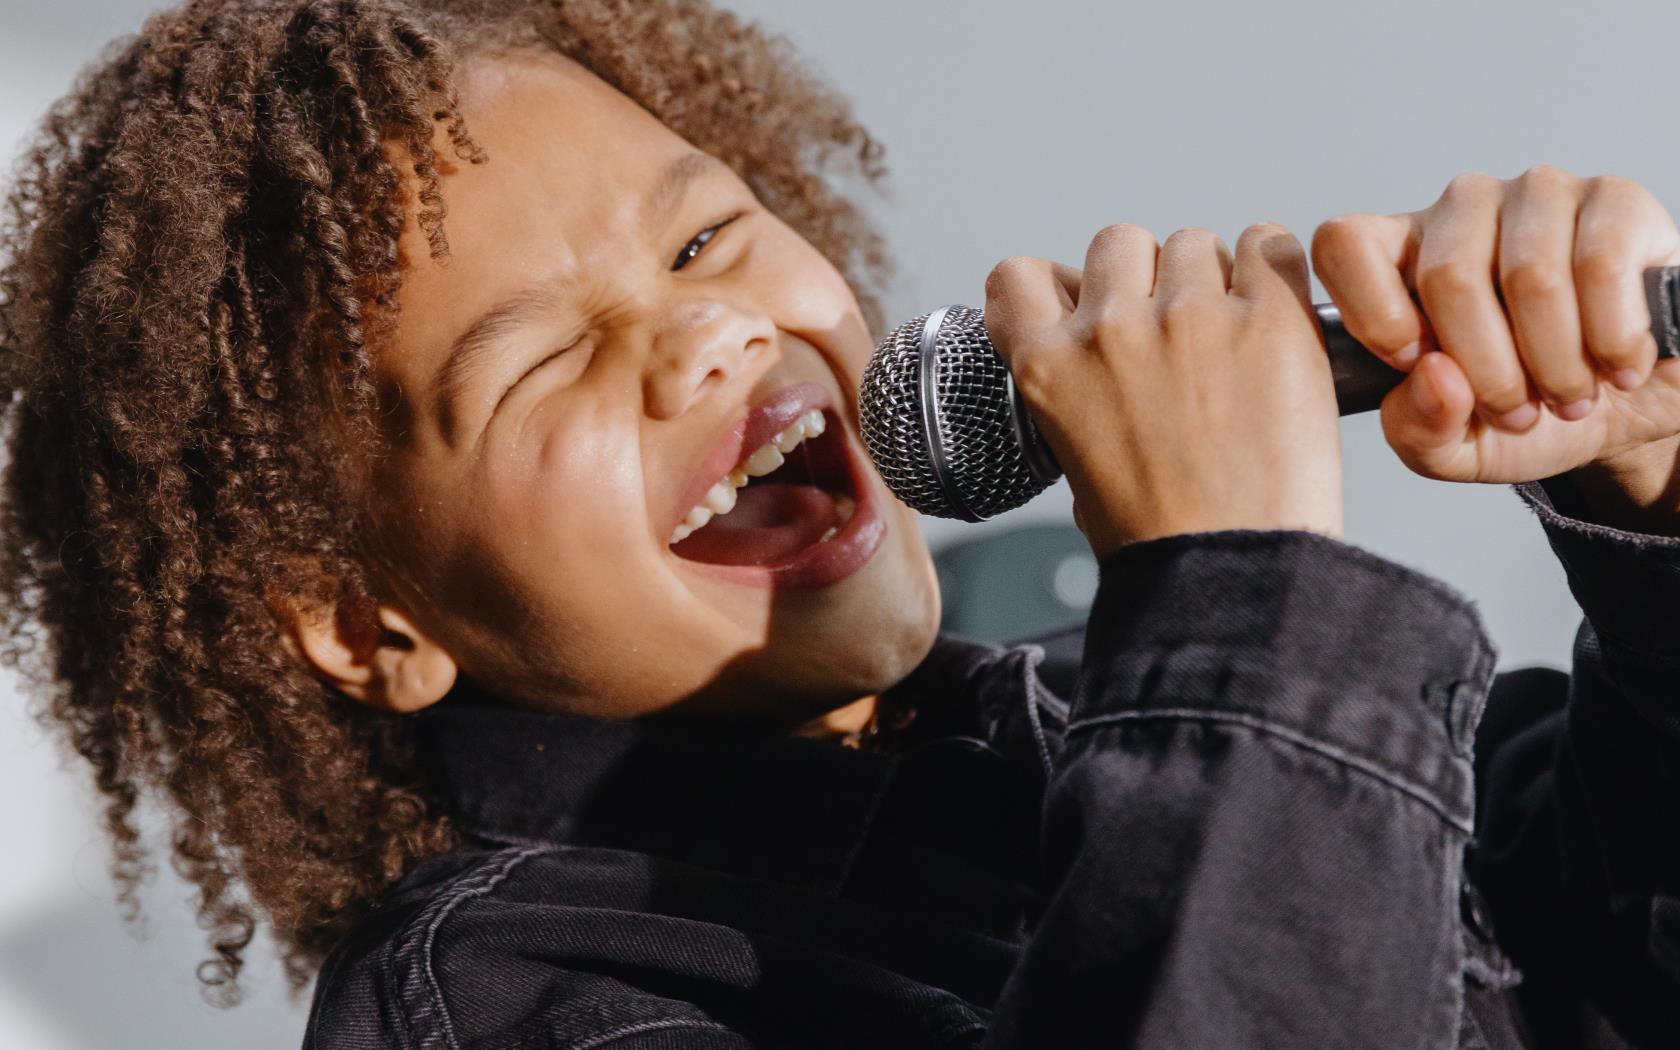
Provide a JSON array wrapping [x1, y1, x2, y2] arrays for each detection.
[[1317, 264, 1680, 415]]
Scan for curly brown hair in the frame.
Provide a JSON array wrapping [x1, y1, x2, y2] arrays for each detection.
[[0, 0, 891, 1006]]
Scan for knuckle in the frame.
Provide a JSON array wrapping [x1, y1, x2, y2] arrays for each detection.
[[1593, 331, 1652, 367], [1324, 212, 1379, 234], [1358, 307, 1418, 351], [1517, 163, 1573, 190], [1500, 259, 1568, 302], [1586, 173, 1641, 201], [984, 256, 1038, 299], [1087, 300, 1131, 333], [1380, 416, 1450, 479], [1311, 213, 1367, 253], [1090, 222, 1150, 248], [1530, 365, 1595, 403], [1479, 378, 1532, 410], [1415, 260, 1483, 302], [1164, 226, 1217, 249], [1572, 245, 1622, 287], [1240, 221, 1298, 255], [1442, 171, 1497, 202], [1157, 295, 1215, 336], [1553, 382, 1598, 405]]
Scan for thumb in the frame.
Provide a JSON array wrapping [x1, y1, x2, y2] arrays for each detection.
[[1379, 351, 1478, 478]]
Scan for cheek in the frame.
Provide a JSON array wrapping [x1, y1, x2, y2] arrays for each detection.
[[751, 230, 875, 385], [435, 405, 636, 613], [505, 410, 652, 549]]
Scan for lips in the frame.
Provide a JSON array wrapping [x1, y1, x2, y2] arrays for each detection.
[[666, 382, 833, 541], [664, 381, 886, 589]]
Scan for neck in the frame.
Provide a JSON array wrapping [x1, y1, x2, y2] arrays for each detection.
[[789, 693, 878, 743]]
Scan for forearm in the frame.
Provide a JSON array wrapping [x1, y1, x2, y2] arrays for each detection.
[[983, 530, 1494, 1048]]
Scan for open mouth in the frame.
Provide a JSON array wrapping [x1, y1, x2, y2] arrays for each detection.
[[669, 407, 859, 567]]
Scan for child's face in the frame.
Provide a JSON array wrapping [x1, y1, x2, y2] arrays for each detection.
[[363, 51, 941, 724]]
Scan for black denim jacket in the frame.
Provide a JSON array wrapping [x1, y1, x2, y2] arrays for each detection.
[[304, 480, 1680, 1049]]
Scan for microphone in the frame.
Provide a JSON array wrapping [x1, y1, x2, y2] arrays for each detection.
[[859, 265, 1680, 522]]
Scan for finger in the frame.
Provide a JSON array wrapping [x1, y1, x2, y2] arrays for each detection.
[[1498, 165, 1596, 418], [984, 255, 1078, 337], [1311, 212, 1425, 369], [1154, 227, 1233, 303], [1079, 223, 1159, 304], [1232, 222, 1311, 309], [1048, 260, 1083, 311], [982, 256, 1083, 384], [1415, 173, 1538, 431], [1575, 175, 1668, 390], [1379, 350, 1478, 479]]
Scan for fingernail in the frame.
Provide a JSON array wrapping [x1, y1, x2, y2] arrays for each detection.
[[1553, 398, 1595, 421], [1493, 403, 1540, 430], [1611, 368, 1643, 391], [1391, 342, 1420, 369]]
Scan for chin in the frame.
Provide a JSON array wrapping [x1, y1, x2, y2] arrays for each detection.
[[820, 539, 943, 695], [721, 558, 942, 727]]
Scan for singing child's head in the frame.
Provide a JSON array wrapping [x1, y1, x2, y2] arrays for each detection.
[[0, 0, 939, 1001]]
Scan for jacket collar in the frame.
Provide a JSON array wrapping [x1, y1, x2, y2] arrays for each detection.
[[413, 632, 1040, 895]]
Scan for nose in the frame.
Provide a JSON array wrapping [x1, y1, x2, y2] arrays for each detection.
[[643, 298, 774, 420]]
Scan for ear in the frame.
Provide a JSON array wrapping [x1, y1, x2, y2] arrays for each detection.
[[275, 595, 458, 714]]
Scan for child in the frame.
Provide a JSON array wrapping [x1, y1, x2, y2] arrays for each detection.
[[2, 0, 1676, 1046]]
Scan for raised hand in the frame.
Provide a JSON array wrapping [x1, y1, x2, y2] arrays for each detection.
[[1312, 167, 1680, 490], [983, 223, 1342, 558]]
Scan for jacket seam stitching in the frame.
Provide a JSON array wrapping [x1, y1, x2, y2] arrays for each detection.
[[1069, 707, 1472, 832], [568, 1017, 737, 1048], [1015, 643, 1056, 780], [1100, 527, 1488, 616], [398, 845, 543, 1050], [1513, 478, 1680, 549]]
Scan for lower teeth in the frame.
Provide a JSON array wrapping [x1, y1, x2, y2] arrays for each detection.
[[818, 494, 857, 543]]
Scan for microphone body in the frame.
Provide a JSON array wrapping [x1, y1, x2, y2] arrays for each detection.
[[859, 266, 1680, 522]]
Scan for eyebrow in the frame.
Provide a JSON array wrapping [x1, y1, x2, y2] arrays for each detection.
[[641, 152, 727, 235], [429, 152, 728, 419], [430, 285, 565, 418]]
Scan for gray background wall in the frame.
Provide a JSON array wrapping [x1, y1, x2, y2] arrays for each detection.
[[2, 0, 1675, 1044]]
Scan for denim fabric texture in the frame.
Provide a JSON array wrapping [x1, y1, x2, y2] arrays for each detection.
[[303, 480, 1679, 1049]]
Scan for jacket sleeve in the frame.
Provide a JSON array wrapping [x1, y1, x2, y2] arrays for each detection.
[[1467, 479, 1680, 1048], [980, 529, 1497, 1049]]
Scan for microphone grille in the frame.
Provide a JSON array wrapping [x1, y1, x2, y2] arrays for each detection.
[[859, 305, 1058, 521]]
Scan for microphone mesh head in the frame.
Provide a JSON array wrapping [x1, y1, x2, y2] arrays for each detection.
[[858, 305, 1058, 521]]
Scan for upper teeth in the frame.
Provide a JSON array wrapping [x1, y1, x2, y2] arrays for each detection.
[[670, 409, 827, 544]]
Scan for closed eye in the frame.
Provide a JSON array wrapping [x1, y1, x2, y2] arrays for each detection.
[[495, 336, 582, 412], [672, 212, 744, 271], [493, 213, 745, 414]]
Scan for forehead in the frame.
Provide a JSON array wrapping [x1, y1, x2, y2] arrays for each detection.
[[380, 51, 698, 367], [452, 49, 682, 171], [404, 49, 694, 249]]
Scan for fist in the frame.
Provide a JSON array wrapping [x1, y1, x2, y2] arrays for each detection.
[[1312, 166, 1680, 485], [983, 223, 1343, 558]]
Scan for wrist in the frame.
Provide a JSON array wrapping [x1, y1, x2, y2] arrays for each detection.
[[1553, 435, 1680, 536]]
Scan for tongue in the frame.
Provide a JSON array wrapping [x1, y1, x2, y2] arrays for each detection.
[[674, 482, 839, 566]]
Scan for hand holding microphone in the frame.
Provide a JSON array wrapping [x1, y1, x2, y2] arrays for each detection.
[[1313, 168, 1680, 501], [935, 223, 1345, 559], [860, 168, 1680, 544]]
